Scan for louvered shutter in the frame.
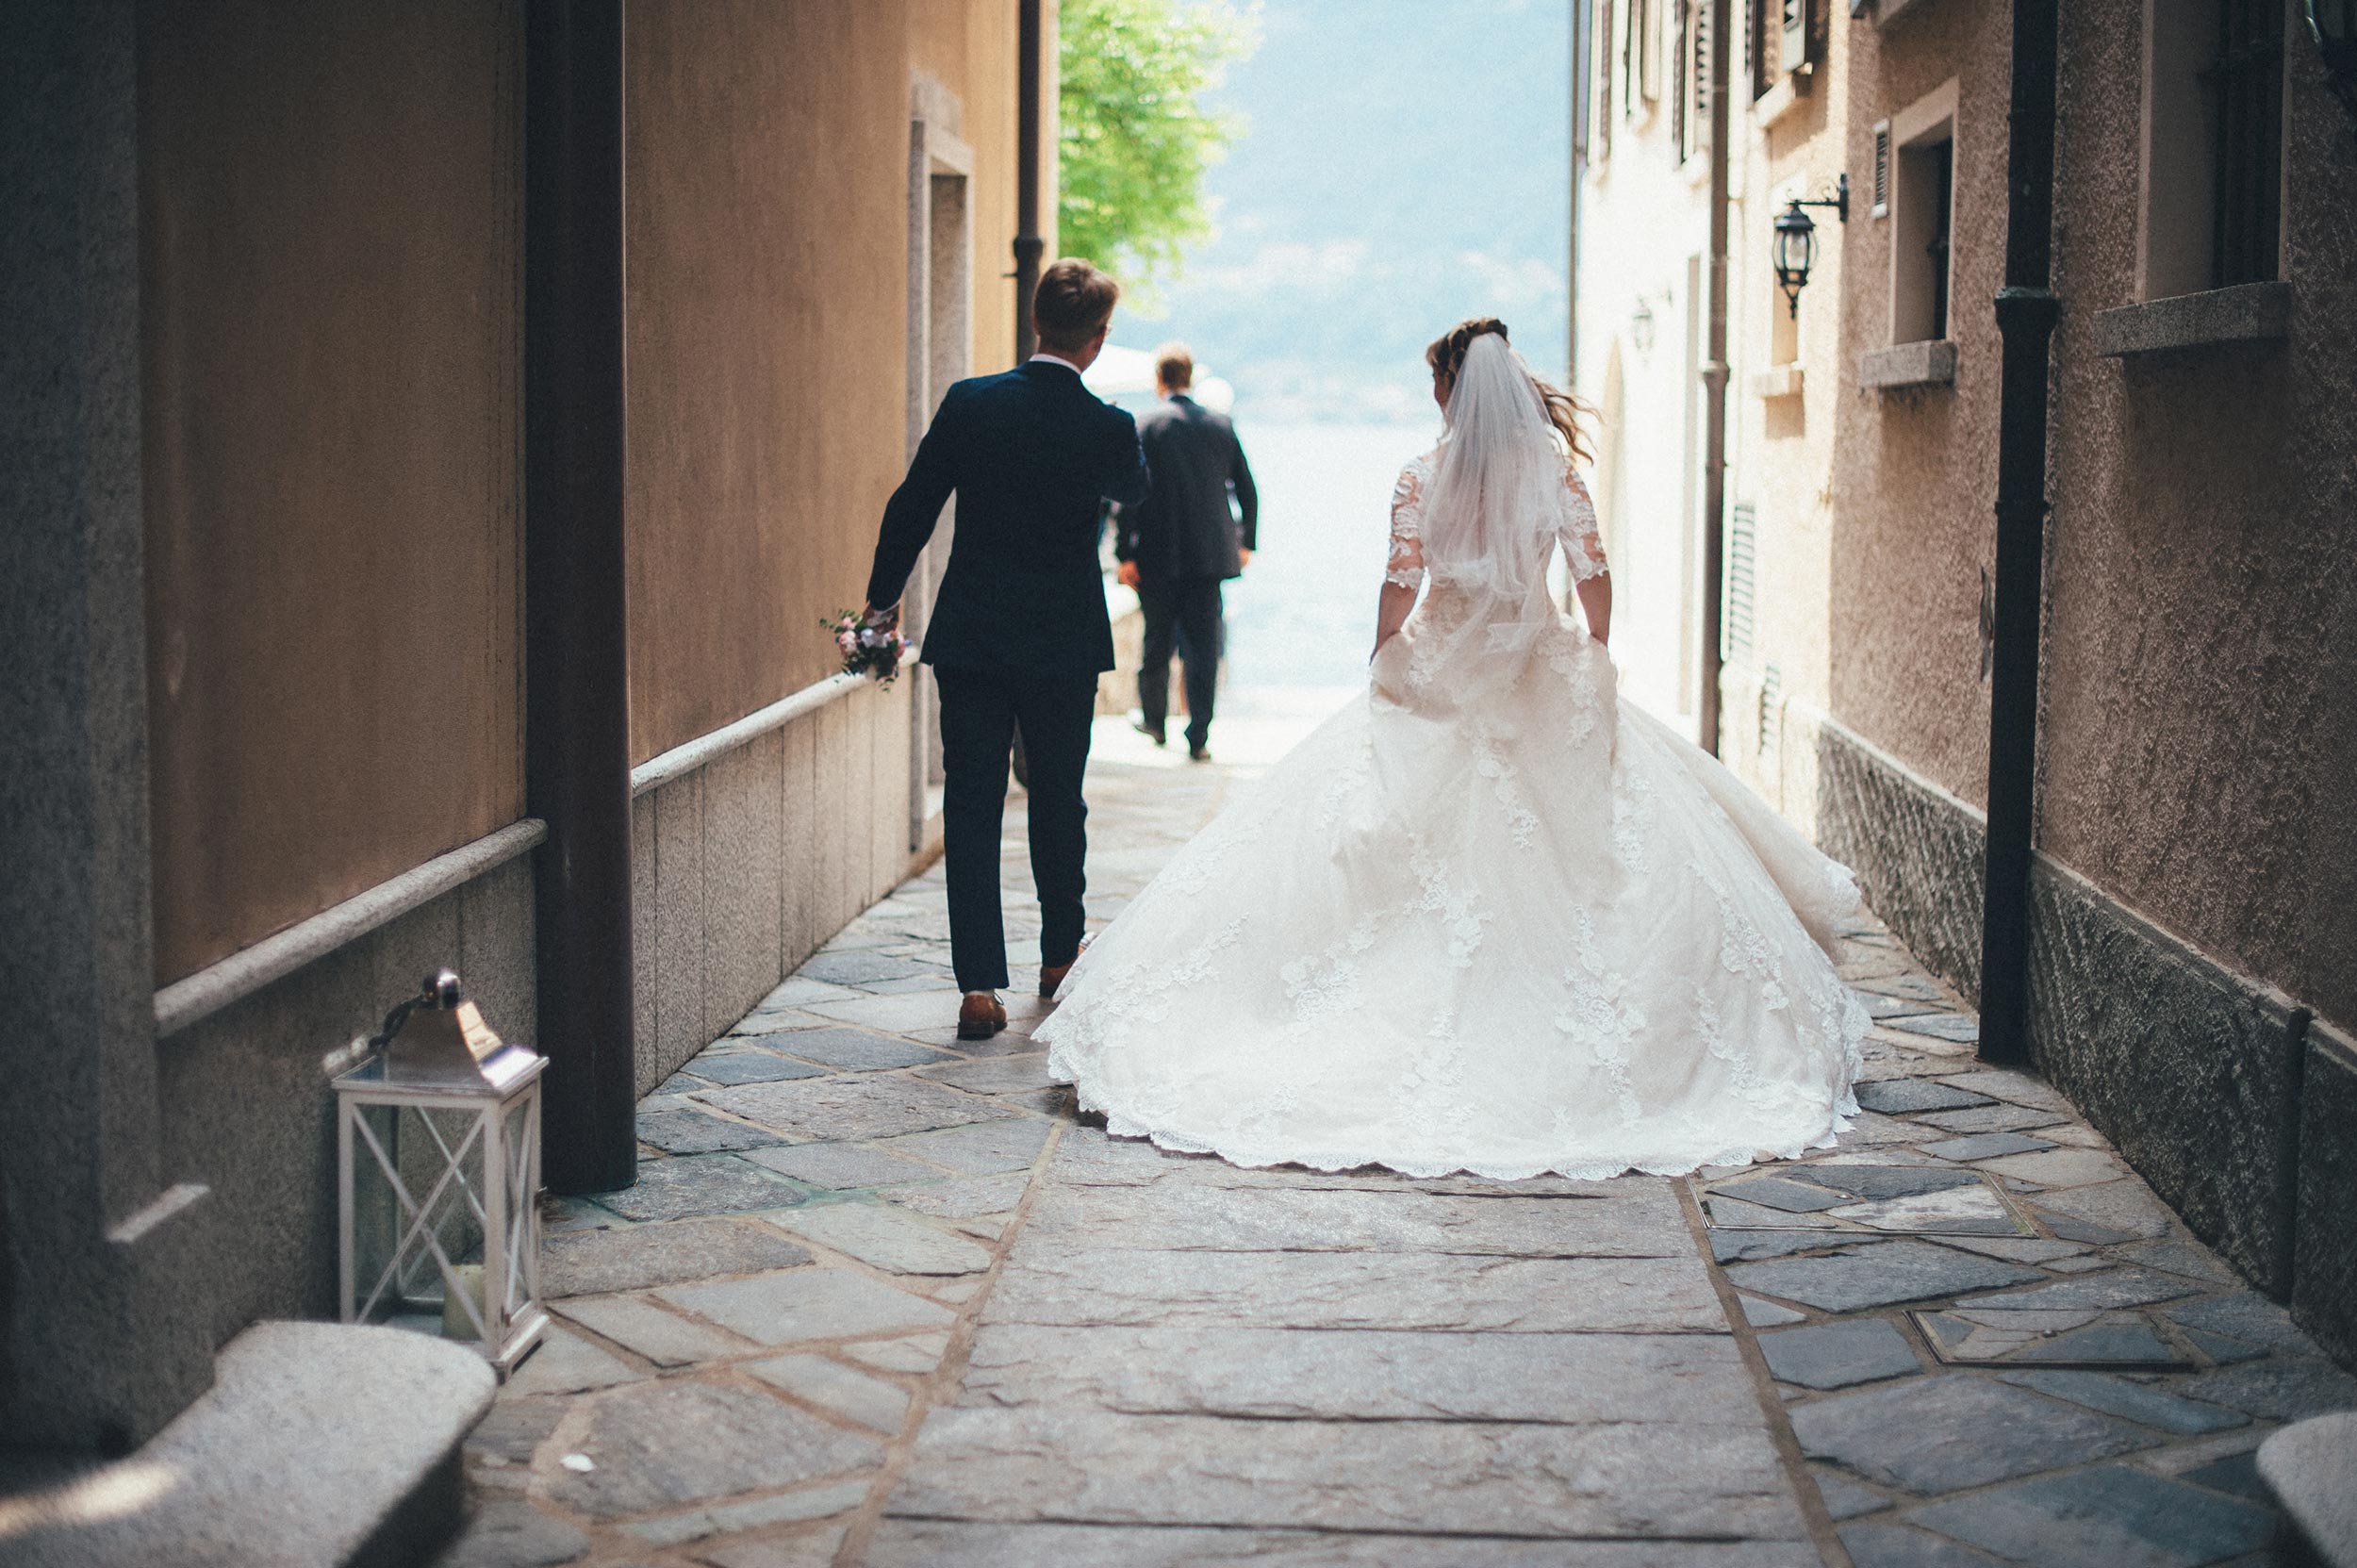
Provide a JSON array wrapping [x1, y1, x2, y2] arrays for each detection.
[[1725, 503, 1757, 662], [1871, 119, 1891, 217]]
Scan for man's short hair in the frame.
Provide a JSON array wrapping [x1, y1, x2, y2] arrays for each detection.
[[1033, 258, 1120, 354], [1154, 342, 1195, 390]]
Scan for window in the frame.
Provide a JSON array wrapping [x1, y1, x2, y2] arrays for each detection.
[[2208, 0, 2283, 286], [1594, 0, 1616, 159], [1624, 0, 1661, 116], [1780, 0, 1810, 77], [1886, 81, 1957, 345], [1748, 0, 1769, 100], [2138, 0, 2283, 298], [1679, 0, 1713, 163], [1920, 138, 1953, 337]]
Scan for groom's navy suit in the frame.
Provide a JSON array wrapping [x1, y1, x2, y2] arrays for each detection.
[[867, 358, 1150, 993]]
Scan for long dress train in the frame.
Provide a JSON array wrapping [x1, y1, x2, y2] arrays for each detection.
[[1034, 444, 1865, 1181]]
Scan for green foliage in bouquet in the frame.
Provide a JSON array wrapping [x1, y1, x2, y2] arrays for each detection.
[[1059, 0, 1260, 299]]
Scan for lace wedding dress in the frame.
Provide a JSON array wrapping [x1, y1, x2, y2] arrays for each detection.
[[1035, 336, 1865, 1180]]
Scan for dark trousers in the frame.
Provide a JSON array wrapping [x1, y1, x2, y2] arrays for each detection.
[[1137, 576, 1224, 750], [933, 664, 1097, 994]]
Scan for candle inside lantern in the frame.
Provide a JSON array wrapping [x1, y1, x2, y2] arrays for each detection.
[[442, 1263, 486, 1340]]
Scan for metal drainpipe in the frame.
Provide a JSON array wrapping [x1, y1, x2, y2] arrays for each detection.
[[1569, 0, 1589, 387], [525, 0, 639, 1194], [1014, 0, 1045, 362], [1698, 0, 1733, 756], [1977, 0, 2062, 1066]]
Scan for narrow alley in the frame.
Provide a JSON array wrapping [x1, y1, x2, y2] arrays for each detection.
[[440, 709, 2352, 1568]]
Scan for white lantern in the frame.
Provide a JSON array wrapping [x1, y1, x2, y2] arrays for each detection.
[[336, 969, 548, 1377]]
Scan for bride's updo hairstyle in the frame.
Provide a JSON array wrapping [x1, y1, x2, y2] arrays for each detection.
[[1426, 318, 1593, 466]]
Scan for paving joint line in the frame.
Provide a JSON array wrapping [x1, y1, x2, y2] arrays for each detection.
[[832, 1114, 1072, 1564], [1675, 1173, 1854, 1568]]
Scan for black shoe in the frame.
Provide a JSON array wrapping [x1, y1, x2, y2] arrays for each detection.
[[1132, 718, 1167, 746], [1188, 742, 1211, 763]]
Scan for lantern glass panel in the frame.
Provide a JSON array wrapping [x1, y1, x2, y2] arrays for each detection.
[[347, 1098, 497, 1341]]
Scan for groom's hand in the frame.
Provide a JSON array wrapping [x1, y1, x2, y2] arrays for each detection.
[[1239, 548, 1253, 571], [1116, 561, 1141, 590], [862, 603, 903, 676]]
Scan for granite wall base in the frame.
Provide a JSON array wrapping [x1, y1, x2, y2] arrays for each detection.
[[2026, 856, 2305, 1296], [632, 678, 920, 1095], [155, 853, 537, 1346], [2295, 1021, 2357, 1364], [1813, 719, 1987, 998], [1811, 718, 2350, 1364]]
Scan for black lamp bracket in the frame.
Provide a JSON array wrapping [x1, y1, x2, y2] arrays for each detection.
[[1786, 173, 1851, 224]]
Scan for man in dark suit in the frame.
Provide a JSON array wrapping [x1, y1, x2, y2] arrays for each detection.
[[1114, 342, 1258, 762], [864, 259, 1149, 1041]]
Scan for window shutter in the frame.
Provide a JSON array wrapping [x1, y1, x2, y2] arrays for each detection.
[[1758, 661, 1783, 753], [1871, 119, 1890, 217], [1673, 3, 1689, 150], [1691, 0, 1712, 150], [1596, 0, 1615, 155], [1725, 503, 1757, 662], [1780, 0, 1806, 73]]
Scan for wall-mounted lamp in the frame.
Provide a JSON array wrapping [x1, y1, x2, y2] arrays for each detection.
[[2307, 0, 2357, 126], [1773, 173, 1852, 318], [1631, 300, 1657, 355]]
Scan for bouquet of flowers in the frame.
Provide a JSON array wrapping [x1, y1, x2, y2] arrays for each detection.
[[825, 608, 912, 685]]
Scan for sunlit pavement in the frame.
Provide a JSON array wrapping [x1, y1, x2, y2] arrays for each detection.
[[437, 690, 2353, 1568]]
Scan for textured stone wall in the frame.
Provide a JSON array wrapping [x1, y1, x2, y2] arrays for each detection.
[[2025, 859, 2303, 1296], [1814, 719, 1986, 1000], [2295, 1021, 2357, 1364], [1815, 719, 2351, 1352]]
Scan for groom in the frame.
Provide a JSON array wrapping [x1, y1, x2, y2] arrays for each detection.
[[863, 259, 1150, 1040]]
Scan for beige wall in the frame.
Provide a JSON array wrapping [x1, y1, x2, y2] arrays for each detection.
[[625, 0, 1026, 767], [1722, 17, 1851, 824], [140, 0, 525, 984], [2039, 0, 2357, 1030], [1826, 0, 2011, 808]]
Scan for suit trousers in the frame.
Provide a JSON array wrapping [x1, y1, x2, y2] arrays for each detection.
[[932, 664, 1097, 994], [1137, 576, 1224, 750]]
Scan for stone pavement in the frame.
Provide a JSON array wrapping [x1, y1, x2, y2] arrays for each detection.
[[435, 693, 2356, 1568]]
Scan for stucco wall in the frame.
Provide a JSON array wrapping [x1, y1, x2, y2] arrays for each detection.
[[1825, 0, 2010, 808], [1574, 24, 1713, 731], [2039, 0, 2357, 1033], [1722, 21, 1850, 822], [624, 0, 1027, 767], [140, 0, 526, 983]]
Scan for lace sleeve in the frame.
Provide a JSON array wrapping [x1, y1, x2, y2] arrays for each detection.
[[1387, 461, 1428, 588], [1560, 462, 1607, 583]]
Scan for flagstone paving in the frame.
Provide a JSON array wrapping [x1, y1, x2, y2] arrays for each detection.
[[434, 711, 2350, 1568]]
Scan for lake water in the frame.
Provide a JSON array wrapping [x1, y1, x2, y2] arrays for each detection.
[[1221, 420, 1434, 692]]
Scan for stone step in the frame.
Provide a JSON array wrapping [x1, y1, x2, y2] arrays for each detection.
[[0, 1320, 494, 1568], [2258, 1412, 2357, 1568]]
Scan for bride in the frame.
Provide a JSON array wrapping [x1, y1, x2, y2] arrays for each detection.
[[1033, 319, 1864, 1180]]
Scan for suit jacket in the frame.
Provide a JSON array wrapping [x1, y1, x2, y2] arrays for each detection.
[[867, 359, 1150, 673], [1114, 394, 1258, 583]]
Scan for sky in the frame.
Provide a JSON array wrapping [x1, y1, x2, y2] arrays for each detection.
[[1132, 0, 1573, 423]]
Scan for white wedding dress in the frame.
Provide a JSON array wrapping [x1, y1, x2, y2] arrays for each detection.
[[1035, 337, 1865, 1180]]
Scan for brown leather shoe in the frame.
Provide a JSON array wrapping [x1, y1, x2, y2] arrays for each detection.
[[1038, 935, 1093, 999], [957, 991, 1006, 1041]]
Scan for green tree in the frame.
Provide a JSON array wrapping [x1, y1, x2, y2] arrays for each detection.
[[1059, 0, 1259, 297]]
